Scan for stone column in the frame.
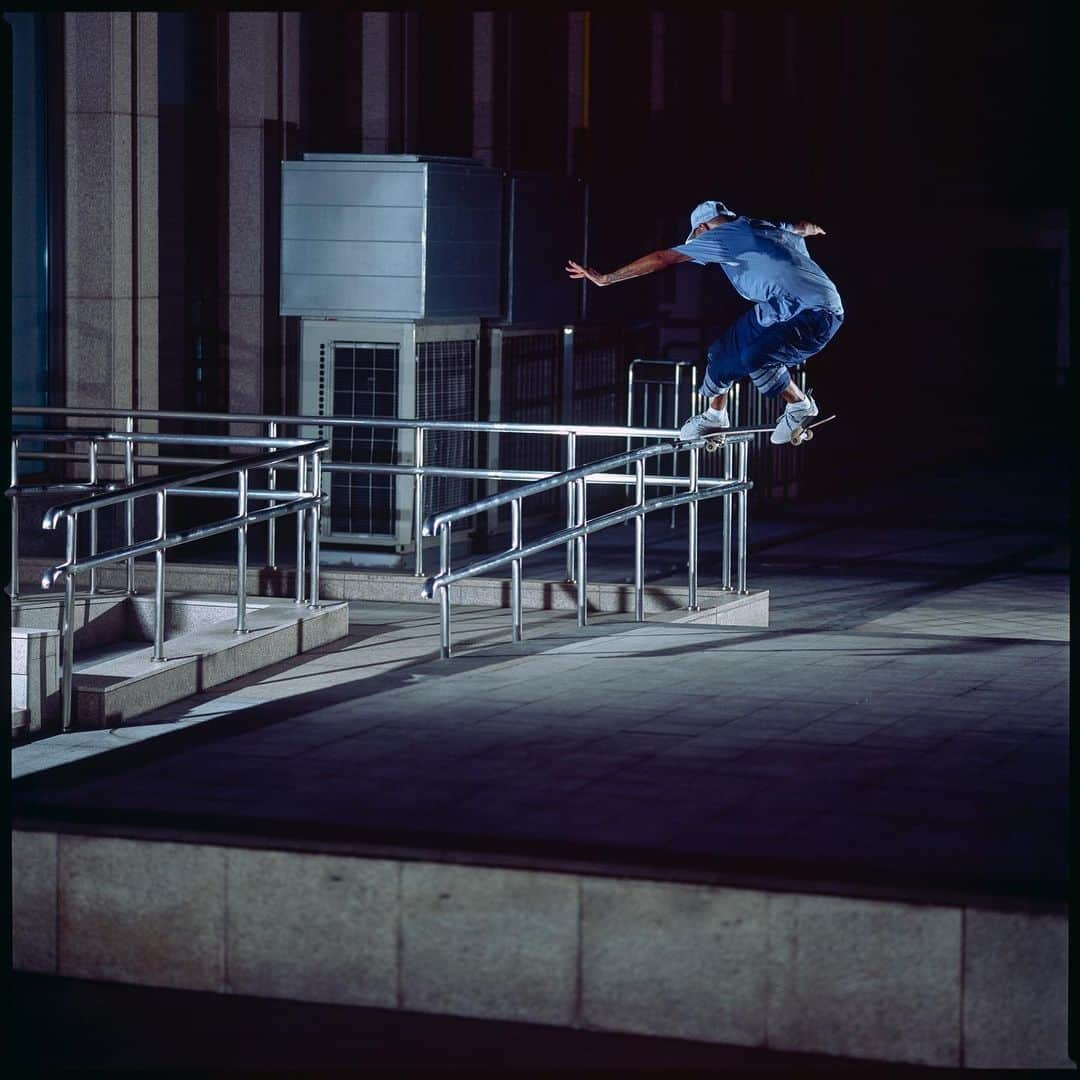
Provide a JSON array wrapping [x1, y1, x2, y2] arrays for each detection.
[[361, 13, 392, 153], [222, 12, 303, 425], [359, 12, 416, 155], [471, 12, 495, 167], [63, 12, 158, 426], [222, 12, 278, 426], [566, 12, 587, 178]]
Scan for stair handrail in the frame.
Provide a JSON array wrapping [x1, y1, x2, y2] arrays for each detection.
[[35, 437, 328, 733], [420, 428, 774, 658]]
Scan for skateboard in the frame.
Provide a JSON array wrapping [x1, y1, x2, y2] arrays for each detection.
[[683, 413, 838, 452], [785, 412, 837, 447]]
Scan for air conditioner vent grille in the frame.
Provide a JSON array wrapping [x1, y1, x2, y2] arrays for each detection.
[[417, 338, 477, 516], [328, 343, 399, 536]]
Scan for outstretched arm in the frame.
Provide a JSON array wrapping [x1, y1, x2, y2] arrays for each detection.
[[566, 248, 691, 287]]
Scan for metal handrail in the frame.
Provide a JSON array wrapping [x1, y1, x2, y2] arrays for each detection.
[[32, 437, 328, 733], [9, 427, 319, 600], [11, 405, 708, 585], [12, 404, 677, 438], [420, 428, 774, 658]]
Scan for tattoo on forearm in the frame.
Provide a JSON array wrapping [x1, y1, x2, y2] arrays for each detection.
[[606, 253, 662, 284]]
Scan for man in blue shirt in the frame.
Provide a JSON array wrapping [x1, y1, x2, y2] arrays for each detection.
[[566, 200, 843, 444]]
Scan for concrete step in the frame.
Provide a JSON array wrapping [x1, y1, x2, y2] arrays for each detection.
[[12, 593, 349, 732], [11, 707, 30, 741], [16, 558, 768, 625]]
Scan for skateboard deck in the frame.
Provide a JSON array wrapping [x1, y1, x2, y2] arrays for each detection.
[[675, 413, 838, 452]]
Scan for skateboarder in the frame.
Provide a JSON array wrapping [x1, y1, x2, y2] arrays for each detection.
[[566, 199, 843, 445]]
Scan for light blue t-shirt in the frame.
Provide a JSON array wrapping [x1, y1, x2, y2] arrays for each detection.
[[672, 217, 843, 326]]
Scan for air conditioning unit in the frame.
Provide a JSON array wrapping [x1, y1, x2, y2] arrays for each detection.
[[281, 154, 503, 321], [299, 317, 483, 550]]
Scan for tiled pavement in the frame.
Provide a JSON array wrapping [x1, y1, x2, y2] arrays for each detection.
[[11, 451, 1070, 905]]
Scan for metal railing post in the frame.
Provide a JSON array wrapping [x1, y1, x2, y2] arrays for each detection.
[[295, 454, 306, 604], [634, 458, 645, 622], [267, 421, 278, 568], [565, 432, 577, 582], [722, 442, 733, 590], [413, 427, 425, 577], [60, 515, 76, 731], [88, 438, 99, 595], [10, 437, 19, 599], [439, 523, 452, 659], [670, 365, 682, 527], [152, 491, 167, 660], [575, 477, 587, 627], [688, 446, 700, 611], [509, 496, 522, 639], [737, 440, 749, 594], [124, 416, 136, 595], [309, 450, 322, 607], [236, 468, 249, 633]]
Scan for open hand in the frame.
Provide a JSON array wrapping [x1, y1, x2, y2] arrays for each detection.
[[791, 221, 827, 237], [566, 259, 609, 286]]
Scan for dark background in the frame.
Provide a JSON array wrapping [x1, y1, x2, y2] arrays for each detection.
[[151, 2, 1076, 499]]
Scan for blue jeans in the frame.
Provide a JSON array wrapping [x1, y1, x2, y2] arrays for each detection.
[[700, 306, 844, 400]]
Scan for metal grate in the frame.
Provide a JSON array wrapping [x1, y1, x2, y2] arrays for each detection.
[[498, 331, 563, 519], [572, 326, 624, 465], [328, 343, 399, 535], [417, 338, 477, 516]]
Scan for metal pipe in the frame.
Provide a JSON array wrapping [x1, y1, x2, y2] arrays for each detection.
[[737, 440, 749, 594], [413, 427, 425, 577], [510, 498, 522, 642], [41, 439, 327, 528], [267, 421, 278, 568], [88, 439, 99, 595], [10, 438, 19, 599], [670, 366, 681, 528], [40, 494, 324, 589], [124, 416, 135, 594], [439, 523, 452, 659], [60, 515, 76, 731], [565, 432, 576, 582], [236, 468, 249, 633], [634, 458, 645, 622], [722, 441, 733, 590], [423, 436, 756, 534], [688, 446, 700, 611], [152, 490, 167, 660], [421, 478, 749, 597], [13, 402, 738, 440], [295, 455, 306, 604], [309, 451, 322, 608], [575, 477, 587, 627]]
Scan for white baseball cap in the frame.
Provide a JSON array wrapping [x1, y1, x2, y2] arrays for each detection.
[[686, 200, 735, 242]]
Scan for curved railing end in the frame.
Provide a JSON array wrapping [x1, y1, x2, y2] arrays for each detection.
[[41, 506, 67, 531], [40, 565, 66, 591]]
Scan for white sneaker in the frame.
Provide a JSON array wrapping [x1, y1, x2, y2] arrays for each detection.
[[770, 393, 819, 445], [678, 408, 730, 442]]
